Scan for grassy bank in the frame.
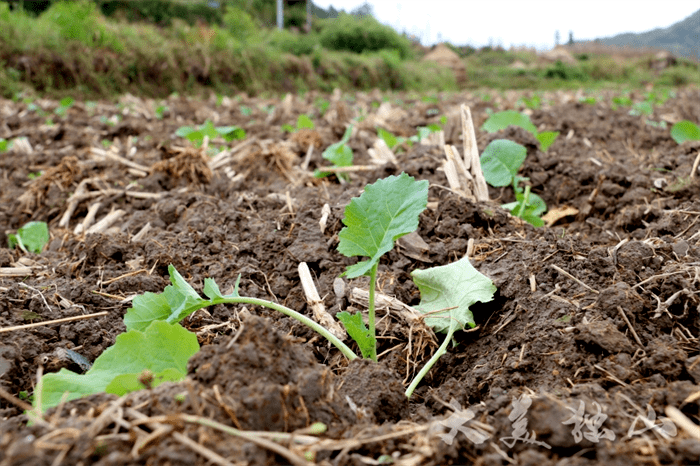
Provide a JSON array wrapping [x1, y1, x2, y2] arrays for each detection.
[[0, 1, 696, 100]]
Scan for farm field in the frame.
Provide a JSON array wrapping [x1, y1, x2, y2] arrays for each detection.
[[0, 87, 699, 465]]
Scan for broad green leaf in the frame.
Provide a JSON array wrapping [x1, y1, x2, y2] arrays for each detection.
[[106, 368, 185, 396], [536, 131, 559, 152], [322, 142, 352, 167], [336, 311, 375, 359], [59, 97, 74, 108], [411, 256, 496, 335], [123, 291, 172, 332], [338, 173, 429, 278], [216, 126, 246, 141], [480, 140, 527, 187], [320, 125, 354, 170], [670, 120, 700, 144], [0, 138, 8, 151], [481, 110, 537, 135], [377, 128, 398, 149], [200, 120, 218, 139], [281, 124, 294, 133], [8, 221, 49, 253], [164, 265, 209, 325], [37, 321, 198, 411], [124, 265, 208, 331], [296, 114, 315, 130]]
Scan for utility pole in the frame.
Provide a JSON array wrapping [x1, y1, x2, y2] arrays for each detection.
[[306, 0, 311, 33], [277, 0, 283, 29]]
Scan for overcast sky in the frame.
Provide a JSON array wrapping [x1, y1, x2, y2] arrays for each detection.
[[312, 0, 699, 50]]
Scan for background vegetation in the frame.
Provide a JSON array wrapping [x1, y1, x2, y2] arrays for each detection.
[[0, 0, 696, 99]]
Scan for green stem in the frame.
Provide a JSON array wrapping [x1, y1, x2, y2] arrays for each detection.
[[367, 263, 379, 362], [405, 324, 457, 399], [211, 296, 358, 361]]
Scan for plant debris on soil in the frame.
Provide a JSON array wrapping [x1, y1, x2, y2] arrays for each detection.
[[1, 88, 699, 466]]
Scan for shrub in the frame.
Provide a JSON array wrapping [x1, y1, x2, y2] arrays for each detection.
[[222, 6, 257, 42], [544, 61, 585, 81], [265, 29, 319, 56], [40, 0, 122, 51], [99, 0, 223, 27], [319, 13, 412, 59]]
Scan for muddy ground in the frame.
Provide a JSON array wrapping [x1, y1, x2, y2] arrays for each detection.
[[0, 87, 699, 466]]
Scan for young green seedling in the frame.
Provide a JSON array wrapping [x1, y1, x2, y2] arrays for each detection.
[[670, 120, 700, 144], [336, 173, 429, 361], [480, 139, 547, 227], [176, 120, 246, 148], [406, 255, 496, 398], [154, 104, 168, 120], [54, 97, 74, 118], [282, 114, 315, 133], [315, 125, 353, 180], [378, 121, 445, 152], [482, 110, 559, 152], [8, 221, 49, 253], [611, 95, 633, 110], [36, 265, 358, 412]]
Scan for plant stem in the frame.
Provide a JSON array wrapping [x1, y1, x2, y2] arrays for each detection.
[[405, 324, 456, 399], [213, 296, 358, 361], [367, 263, 378, 362]]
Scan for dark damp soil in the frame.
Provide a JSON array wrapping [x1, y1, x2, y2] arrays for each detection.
[[0, 88, 699, 465]]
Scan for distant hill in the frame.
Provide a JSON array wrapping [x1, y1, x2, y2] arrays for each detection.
[[593, 9, 699, 59]]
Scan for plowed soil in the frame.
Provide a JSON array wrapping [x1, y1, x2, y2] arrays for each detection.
[[1, 88, 699, 466]]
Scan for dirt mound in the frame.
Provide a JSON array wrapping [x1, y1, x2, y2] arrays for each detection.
[[423, 43, 467, 84]]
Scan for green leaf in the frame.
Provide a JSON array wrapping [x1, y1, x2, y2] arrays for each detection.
[[671, 120, 700, 144], [0, 138, 8, 152], [123, 291, 171, 332], [124, 265, 208, 331], [163, 266, 209, 325], [203, 274, 241, 300], [338, 173, 429, 278], [296, 114, 315, 130], [481, 110, 537, 135], [322, 143, 352, 167], [215, 126, 246, 141], [106, 368, 185, 396], [8, 221, 49, 253], [480, 140, 527, 187], [536, 131, 559, 152], [281, 124, 294, 133], [322, 125, 354, 167], [502, 187, 546, 227], [59, 97, 74, 108], [37, 321, 199, 411], [175, 126, 196, 138], [200, 120, 218, 140], [411, 256, 496, 335], [377, 128, 398, 149], [629, 101, 653, 116], [336, 311, 375, 359]]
